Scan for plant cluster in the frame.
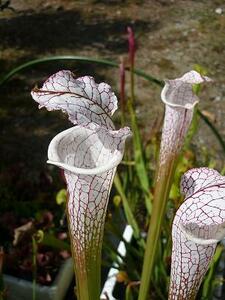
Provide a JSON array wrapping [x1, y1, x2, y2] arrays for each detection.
[[0, 27, 225, 300]]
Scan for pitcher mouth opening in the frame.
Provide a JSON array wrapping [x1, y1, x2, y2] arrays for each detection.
[[47, 126, 124, 175], [161, 83, 199, 110]]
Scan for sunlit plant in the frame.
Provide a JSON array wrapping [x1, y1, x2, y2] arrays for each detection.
[[31, 70, 131, 300], [139, 70, 212, 300], [29, 65, 223, 300], [169, 167, 225, 300], [1, 21, 225, 300]]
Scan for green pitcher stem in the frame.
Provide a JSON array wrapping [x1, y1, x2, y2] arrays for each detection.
[[66, 209, 103, 300], [138, 157, 177, 300], [74, 249, 101, 300]]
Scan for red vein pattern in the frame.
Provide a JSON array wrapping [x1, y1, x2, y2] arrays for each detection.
[[159, 71, 211, 168], [47, 125, 130, 257], [31, 70, 118, 131], [169, 168, 225, 300], [31, 70, 131, 295], [66, 170, 114, 273]]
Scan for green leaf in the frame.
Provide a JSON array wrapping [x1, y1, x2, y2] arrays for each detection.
[[128, 101, 152, 214], [114, 174, 142, 245], [126, 284, 134, 300], [56, 189, 67, 205], [0, 56, 163, 86]]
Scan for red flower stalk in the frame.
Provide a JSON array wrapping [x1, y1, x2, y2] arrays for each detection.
[[119, 57, 126, 118], [127, 26, 135, 68]]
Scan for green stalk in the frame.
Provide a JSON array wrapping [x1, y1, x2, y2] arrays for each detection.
[[66, 205, 102, 300], [114, 173, 140, 238], [127, 27, 153, 214], [114, 173, 145, 249], [73, 249, 101, 300], [138, 156, 177, 300], [126, 284, 134, 300], [128, 101, 152, 214]]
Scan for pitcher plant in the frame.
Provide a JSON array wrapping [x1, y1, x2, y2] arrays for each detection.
[[139, 71, 212, 300], [31, 70, 131, 300], [169, 167, 225, 299]]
